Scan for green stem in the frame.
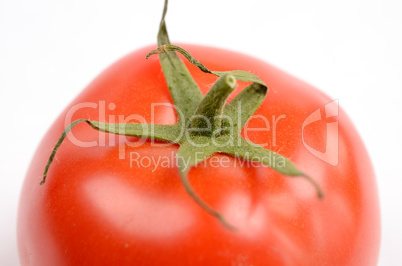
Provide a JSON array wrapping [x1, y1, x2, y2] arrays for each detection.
[[41, 119, 181, 185], [219, 136, 325, 199], [147, 44, 267, 88], [189, 74, 237, 136], [177, 141, 236, 230], [222, 83, 268, 134], [89, 121, 181, 143], [154, 0, 203, 121], [41, 119, 88, 184]]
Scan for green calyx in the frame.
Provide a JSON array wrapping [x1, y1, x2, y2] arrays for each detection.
[[40, 0, 324, 230]]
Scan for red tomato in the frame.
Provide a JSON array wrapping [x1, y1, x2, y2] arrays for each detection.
[[17, 44, 380, 265]]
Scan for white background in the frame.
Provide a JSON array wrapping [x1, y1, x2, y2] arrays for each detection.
[[1, 0, 401, 264]]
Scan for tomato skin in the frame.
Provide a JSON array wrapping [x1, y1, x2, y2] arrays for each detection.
[[18, 45, 380, 265]]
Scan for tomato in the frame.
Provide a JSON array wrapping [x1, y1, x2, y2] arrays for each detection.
[[17, 43, 380, 265]]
